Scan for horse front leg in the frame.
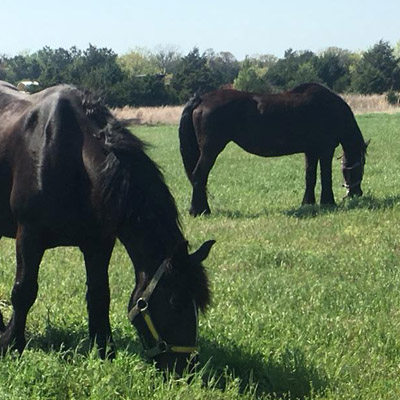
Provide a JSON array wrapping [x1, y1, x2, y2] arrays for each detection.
[[320, 149, 336, 205], [80, 239, 115, 360], [0, 225, 44, 355], [302, 152, 318, 205]]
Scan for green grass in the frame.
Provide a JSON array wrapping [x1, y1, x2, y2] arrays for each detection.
[[1, 113, 400, 399]]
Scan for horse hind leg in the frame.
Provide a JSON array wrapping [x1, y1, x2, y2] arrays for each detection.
[[0, 225, 44, 355], [190, 150, 219, 216], [302, 152, 318, 205]]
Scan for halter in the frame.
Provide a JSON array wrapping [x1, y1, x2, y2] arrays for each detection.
[[342, 180, 362, 190], [128, 259, 199, 358], [342, 160, 363, 190]]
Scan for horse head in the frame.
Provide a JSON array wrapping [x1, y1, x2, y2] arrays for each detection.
[[127, 239, 215, 375], [342, 140, 370, 198]]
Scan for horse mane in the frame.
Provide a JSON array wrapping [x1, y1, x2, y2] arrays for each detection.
[[78, 90, 210, 310]]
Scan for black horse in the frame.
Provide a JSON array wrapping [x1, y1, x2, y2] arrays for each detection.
[[0, 81, 215, 373], [179, 83, 369, 216]]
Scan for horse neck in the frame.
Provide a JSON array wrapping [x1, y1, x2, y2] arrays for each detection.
[[119, 214, 185, 282], [339, 117, 365, 157]]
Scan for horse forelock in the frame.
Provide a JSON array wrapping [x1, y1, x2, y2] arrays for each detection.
[[164, 255, 211, 312]]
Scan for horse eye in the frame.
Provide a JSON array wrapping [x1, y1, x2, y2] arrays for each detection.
[[170, 295, 184, 313]]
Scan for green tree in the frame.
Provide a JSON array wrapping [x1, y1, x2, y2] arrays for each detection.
[[117, 74, 177, 107], [314, 47, 352, 92], [70, 44, 125, 106], [205, 50, 240, 87], [117, 48, 159, 76], [0, 55, 7, 81], [170, 47, 219, 102], [153, 45, 182, 74], [351, 40, 400, 94], [2, 53, 41, 84], [35, 47, 75, 87], [265, 49, 318, 90], [288, 62, 320, 89], [233, 58, 271, 92]]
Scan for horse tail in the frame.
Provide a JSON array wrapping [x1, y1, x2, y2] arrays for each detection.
[[179, 93, 202, 181]]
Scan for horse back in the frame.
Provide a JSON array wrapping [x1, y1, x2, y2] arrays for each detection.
[[193, 87, 354, 156]]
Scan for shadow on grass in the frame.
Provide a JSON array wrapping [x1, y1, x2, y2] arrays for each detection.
[[199, 338, 328, 399], [29, 324, 142, 359], [29, 325, 92, 356], [210, 208, 270, 219], [285, 194, 400, 219], [29, 326, 328, 398]]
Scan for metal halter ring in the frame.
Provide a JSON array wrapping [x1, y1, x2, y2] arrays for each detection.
[[136, 298, 148, 312]]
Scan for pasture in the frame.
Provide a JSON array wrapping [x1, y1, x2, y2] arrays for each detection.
[[0, 112, 400, 399]]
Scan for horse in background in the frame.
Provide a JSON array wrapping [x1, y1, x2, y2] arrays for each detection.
[[0, 81, 215, 374], [179, 83, 369, 216]]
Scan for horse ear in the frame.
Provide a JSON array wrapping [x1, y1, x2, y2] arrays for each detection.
[[190, 240, 216, 265], [365, 139, 371, 148]]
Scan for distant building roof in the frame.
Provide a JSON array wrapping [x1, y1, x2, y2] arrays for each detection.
[[17, 81, 40, 93]]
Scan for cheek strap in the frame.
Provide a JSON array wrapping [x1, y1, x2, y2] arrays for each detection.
[[128, 259, 199, 358]]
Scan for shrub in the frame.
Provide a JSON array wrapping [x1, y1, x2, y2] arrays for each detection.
[[385, 89, 400, 105]]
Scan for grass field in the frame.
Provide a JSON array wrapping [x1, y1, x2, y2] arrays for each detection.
[[1, 113, 400, 399]]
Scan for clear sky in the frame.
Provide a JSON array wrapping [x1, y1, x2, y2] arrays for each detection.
[[2, 0, 399, 60]]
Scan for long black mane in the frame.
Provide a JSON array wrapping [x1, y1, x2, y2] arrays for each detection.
[[78, 91, 210, 309]]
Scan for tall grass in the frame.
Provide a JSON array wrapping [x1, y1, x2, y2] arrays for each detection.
[[0, 113, 400, 399]]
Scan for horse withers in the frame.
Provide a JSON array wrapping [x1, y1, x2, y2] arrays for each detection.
[[179, 83, 369, 216], [0, 81, 215, 374]]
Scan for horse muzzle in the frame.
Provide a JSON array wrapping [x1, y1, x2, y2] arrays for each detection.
[[343, 183, 363, 198]]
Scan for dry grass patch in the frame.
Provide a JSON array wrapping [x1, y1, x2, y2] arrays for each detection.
[[342, 93, 400, 115], [112, 105, 182, 125]]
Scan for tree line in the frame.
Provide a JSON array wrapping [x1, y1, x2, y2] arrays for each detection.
[[1, 40, 400, 107]]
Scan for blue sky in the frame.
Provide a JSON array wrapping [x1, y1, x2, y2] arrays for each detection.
[[2, 0, 399, 60]]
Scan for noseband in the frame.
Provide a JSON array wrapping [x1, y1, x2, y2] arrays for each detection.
[[128, 259, 199, 358], [342, 161, 363, 190]]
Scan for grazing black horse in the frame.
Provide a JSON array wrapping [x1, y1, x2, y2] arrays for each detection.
[[179, 83, 369, 216], [0, 81, 215, 373]]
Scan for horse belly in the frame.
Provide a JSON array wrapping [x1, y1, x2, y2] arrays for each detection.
[[233, 133, 304, 157]]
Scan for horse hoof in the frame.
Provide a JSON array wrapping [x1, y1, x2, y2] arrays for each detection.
[[0, 329, 25, 356]]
